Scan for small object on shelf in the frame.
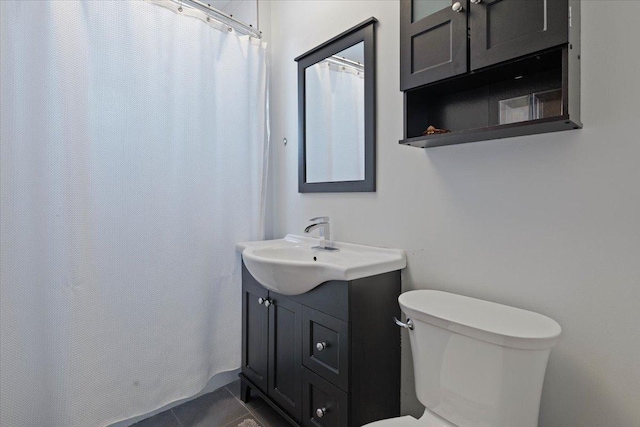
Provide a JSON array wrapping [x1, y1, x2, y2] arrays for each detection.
[[499, 88, 563, 125], [423, 125, 451, 135], [499, 95, 532, 125], [532, 88, 563, 120]]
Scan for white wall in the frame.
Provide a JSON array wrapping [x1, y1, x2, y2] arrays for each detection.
[[209, 0, 259, 28], [265, 1, 640, 426]]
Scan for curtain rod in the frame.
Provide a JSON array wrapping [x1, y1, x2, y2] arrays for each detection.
[[331, 55, 363, 69], [173, 0, 262, 39], [325, 55, 364, 72]]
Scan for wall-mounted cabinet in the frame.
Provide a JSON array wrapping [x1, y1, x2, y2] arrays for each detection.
[[400, 0, 581, 148]]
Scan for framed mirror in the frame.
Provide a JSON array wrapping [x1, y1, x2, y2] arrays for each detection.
[[295, 17, 377, 193]]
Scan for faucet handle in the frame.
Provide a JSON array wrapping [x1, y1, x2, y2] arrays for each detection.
[[309, 216, 329, 223]]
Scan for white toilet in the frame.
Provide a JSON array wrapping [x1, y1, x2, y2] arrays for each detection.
[[367, 290, 561, 427]]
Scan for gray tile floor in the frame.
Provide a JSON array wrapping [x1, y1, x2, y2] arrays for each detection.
[[132, 380, 290, 427]]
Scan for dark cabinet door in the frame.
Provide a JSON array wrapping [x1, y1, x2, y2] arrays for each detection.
[[469, 0, 568, 70], [241, 275, 269, 393], [400, 0, 468, 90], [268, 293, 303, 421]]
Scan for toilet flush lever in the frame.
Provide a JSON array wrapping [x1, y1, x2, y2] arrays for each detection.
[[394, 317, 414, 330]]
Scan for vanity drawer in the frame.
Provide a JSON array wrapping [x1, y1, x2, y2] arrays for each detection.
[[302, 368, 349, 427], [302, 307, 349, 391]]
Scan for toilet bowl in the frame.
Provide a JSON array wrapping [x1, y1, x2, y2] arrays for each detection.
[[366, 290, 561, 427]]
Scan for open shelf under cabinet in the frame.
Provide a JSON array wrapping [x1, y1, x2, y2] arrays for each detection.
[[400, 46, 581, 148]]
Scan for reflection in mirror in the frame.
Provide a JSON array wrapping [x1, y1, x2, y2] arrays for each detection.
[[305, 42, 365, 183]]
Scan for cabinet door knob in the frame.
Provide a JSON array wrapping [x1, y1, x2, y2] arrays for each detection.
[[316, 341, 327, 351], [316, 407, 327, 418], [258, 297, 265, 305], [452, 2, 463, 12], [471, 0, 481, 4], [264, 299, 273, 307]]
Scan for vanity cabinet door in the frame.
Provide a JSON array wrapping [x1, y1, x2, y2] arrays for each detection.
[[469, 0, 569, 70], [268, 293, 303, 421], [400, 0, 468, 90], [241, 274, 269, 394]]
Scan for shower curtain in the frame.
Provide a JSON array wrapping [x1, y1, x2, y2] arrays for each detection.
[[0, 1, 268, 426]]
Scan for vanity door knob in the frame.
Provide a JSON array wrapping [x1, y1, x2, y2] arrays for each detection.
[[316, 407, 327, 418], [452, 2, 463, 12], [264, 299, 273, 307], [316, 342, 327, 351], [471, 0, 481, 4], [258, 297, 265, 305]]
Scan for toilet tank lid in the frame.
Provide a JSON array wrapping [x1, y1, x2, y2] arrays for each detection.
[[398, 290, 561, 350]]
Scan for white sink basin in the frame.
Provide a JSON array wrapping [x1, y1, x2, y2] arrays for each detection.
[[236, 234, 406, 295]]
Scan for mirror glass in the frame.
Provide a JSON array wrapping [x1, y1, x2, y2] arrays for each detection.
[[304, 42, 365, 183]]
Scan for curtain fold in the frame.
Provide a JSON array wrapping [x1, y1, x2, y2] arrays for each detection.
[[0, 1, 268, 426]]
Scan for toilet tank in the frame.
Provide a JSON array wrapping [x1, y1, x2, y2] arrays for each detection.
[[399, 291, 561, 427]]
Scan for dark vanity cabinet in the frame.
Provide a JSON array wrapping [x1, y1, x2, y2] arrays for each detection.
[[400, 0, 581, 148], [240, 265, 401, 427]]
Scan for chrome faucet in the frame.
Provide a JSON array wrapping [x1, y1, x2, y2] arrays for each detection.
[[304, 217, 339, 251]]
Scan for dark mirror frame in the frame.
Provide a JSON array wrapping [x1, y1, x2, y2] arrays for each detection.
[[295, 17, 377, 193]]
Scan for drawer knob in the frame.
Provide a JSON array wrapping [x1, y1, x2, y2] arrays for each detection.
[[471, 0, 481, 4], [258, 297, 265, 305], [452, 2, 463, 12], [316, 341, 327, 351], [316, 407, 327, 418]]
